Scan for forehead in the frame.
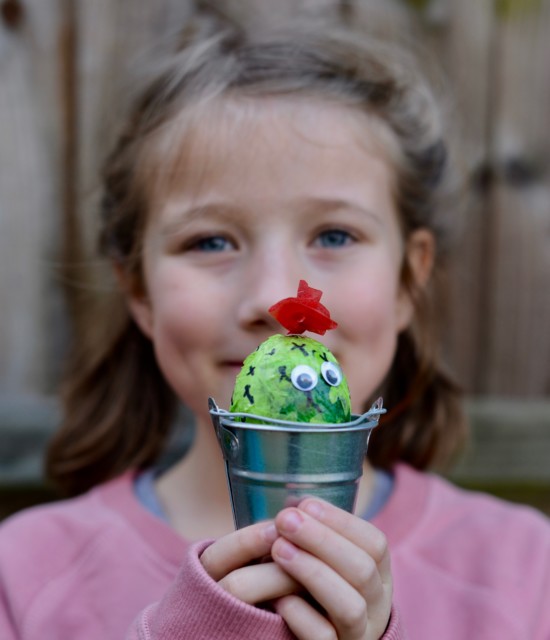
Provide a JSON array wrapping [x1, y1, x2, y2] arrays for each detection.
[[141, 95, 401, 204]]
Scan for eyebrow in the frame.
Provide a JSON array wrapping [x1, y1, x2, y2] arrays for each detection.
[[296, 197, 384, 226], [159, 202, 240, 236]]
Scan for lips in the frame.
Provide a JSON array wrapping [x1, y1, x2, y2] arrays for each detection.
[[222, 361, 245, 369]]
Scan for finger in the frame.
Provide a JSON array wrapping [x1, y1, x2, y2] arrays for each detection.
[[273, 509, 393, 638], [200, 521, 278, 581], [274, 595, 337, 640], [219, 562, 301, 604], [298, 499, 392, 590], [299, 498, 389, 566], [274, 508, 387, 604], [272, 538, 369, 638]]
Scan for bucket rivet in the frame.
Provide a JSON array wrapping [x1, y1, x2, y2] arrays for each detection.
[[222, 429, 239, 459]]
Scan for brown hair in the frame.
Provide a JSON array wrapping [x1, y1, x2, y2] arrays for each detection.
[[47, 13, 467, 496]]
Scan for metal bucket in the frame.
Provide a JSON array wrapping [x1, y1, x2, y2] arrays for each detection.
[[209, 397, 384, 528]]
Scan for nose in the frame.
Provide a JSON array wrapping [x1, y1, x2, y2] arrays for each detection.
[[237, 248, 304, 332]]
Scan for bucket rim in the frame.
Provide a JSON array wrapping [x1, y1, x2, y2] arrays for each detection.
[[208, 397, 385, 433]]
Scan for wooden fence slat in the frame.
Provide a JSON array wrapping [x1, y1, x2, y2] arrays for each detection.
[[422, 0, 497, 393], [452, 399, 550, 482], [0, 0, 66, 395], [75, 0, 196, 256], [483, 2, 550, 394]]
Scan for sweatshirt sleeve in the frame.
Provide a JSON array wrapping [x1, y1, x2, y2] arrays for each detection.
[[127, 540, 407, 640], [0, 602, 18, 640], [382, 606, 407, 640], [127, 540, 295, 640]]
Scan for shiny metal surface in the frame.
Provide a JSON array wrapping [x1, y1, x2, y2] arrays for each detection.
[[209, 398, 385, 528]]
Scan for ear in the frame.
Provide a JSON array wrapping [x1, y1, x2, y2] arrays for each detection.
[[113, 263, 154, 340], [406, 228, 435, 288], [127, 295, 154, 340], [395, 228, 436, 331]]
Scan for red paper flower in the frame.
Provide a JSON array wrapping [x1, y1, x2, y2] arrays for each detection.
[[268, 280, 338, 335]]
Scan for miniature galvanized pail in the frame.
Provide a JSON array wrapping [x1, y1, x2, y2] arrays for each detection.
[[209, 397, 384, 528]]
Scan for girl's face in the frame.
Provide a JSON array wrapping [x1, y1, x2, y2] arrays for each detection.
[[129, 98, 432, 421]]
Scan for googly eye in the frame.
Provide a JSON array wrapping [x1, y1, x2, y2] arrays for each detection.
[[290, 365, 318, 391], [321, 361, 343, 387]]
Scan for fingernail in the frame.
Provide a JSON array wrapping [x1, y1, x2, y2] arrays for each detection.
[[278, 510, 303, 533], [262, 523, 278, 544], [275, 539, 297, 561], [302, 499, 323, 519]]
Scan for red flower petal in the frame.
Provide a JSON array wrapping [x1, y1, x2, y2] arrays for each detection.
[[298, 279, 322, 303], [268, 280, 338, 335]]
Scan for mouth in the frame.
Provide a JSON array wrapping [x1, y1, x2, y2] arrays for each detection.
[[223, 361, 244, 370]]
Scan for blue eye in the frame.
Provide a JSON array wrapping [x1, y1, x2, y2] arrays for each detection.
[[290, 365, 318, 391], [321, 361, 342, 387], [316, 229, 354, 248], [190, 235, 233, 252]]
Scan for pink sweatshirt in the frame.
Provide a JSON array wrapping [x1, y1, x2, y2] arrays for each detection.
[[0, 464, 548, 639]]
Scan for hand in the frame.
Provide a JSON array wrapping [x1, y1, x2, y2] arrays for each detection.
[[199, 521, 300, 606], [270, 498, 392, 640]]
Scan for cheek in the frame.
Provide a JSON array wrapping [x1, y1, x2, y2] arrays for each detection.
[[330, 279, 403, 410], [144, 271, 221, 363], [147, 264, 210, 323], [151, 293, 216, 348], [346, 334, 398, 413], [332, 272, 403, 333], [147, 292, 223, 411]]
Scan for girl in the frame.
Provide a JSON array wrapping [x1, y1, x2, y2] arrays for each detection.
[[1, 14, 549, 640]]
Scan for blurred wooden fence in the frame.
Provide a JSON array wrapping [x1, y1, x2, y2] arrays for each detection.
[[1, 0, 550, 514]]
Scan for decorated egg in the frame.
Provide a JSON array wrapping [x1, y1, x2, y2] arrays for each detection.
[[230, 280, 351, 423]]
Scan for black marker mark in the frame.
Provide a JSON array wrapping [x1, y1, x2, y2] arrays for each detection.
[[244, 385, 255, 404], [291, 342, 309, 356], [306, 392, 321, 412], [278, 366, 291, 382]]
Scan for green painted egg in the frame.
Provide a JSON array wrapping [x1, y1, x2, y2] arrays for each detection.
[[230, 334, 351, 423]]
